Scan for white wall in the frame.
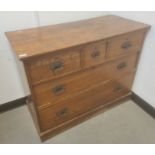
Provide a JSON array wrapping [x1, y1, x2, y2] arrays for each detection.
[[109, 12, 155, 108], [0, 12, 38, 104], [0, 11, 106, 104], [37, 11, 106, 26], [1, 11, 155, 108]]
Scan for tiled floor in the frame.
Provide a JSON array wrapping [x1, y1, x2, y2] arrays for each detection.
[[0, 100, 155, 144]]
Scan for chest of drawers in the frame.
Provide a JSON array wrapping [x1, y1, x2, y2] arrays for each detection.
[[6, 15, 150, 141]]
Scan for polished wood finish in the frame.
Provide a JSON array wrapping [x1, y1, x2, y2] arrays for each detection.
[[82, 40, 106, 68], [6, 15, 150, 141], [107, 31, 144, 58], [6, 15, 150, 60], [27, 48, 81, 84], [34, 54, 137, 108], [40, 93, 132, 140], [39, 74, 134, 131]]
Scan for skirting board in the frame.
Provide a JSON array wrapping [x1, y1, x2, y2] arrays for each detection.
[[0, 97, 27, 113], [132, 92, 155, 118]]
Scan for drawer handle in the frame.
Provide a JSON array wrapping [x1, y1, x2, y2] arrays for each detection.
[[57, 108, 68, 117], [53, 85, 65, 94], [117, 62, 127, 70], [91, 50, 100, 58], [51, 61, 63, 71], [121, 41, 132, 49], [114, 84, 124, 92]]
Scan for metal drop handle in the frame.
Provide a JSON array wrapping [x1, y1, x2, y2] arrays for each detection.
[[52, 85, 65, 94], [114, 84, 124, 92], [91, 50, 100, 58], [57, 108, 68, 117], [121, 41, 132, 49], [51, 60, 63, 71], [117, 62, 127, 70]]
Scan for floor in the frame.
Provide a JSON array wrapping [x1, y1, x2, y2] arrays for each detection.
[[0, 100, 155, 144]]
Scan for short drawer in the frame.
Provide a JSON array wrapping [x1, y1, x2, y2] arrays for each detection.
[[38, 74, 134, 131], [34, 54, 137, 108], [107, 31, 144, 58], [27, 48, 81, 84], [82, 40, 106, 68]]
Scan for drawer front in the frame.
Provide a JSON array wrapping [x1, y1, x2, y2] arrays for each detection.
[[34, 54, 137, 108], [107, 31, 144, 58], [38, 74, 134, 131], [83, 40, 106, 68], [27, 49, 81, 84]]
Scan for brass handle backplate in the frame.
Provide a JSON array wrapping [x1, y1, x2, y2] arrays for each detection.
[[117, 62, 127, 70], [121, 41, 132, 49], [57, 108, 68, 117], [52, 85, 65, 94], [51, 60, 63, 71], [91, 50, 100, 58], [114, 84, 124, 92]]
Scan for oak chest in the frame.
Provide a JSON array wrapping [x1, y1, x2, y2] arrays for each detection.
[[6, 15, 150, 140]]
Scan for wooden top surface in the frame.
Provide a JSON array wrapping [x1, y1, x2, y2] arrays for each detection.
[[6, 15, 150, 60]]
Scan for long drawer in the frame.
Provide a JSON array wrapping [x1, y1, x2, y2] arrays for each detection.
[[38, 74, 134, 131], [33, 54, 137, 108]]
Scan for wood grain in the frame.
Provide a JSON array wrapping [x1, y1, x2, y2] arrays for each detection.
[[82, 40, 106, 68], [107, 30, 145, 58], [5, 15, 150, 60], [27, 48, 81, 84], [34, 54, 137, 108], [5, 15, 150, 141], [39, 74, 134, 131], [40, 93, 132, 141]]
